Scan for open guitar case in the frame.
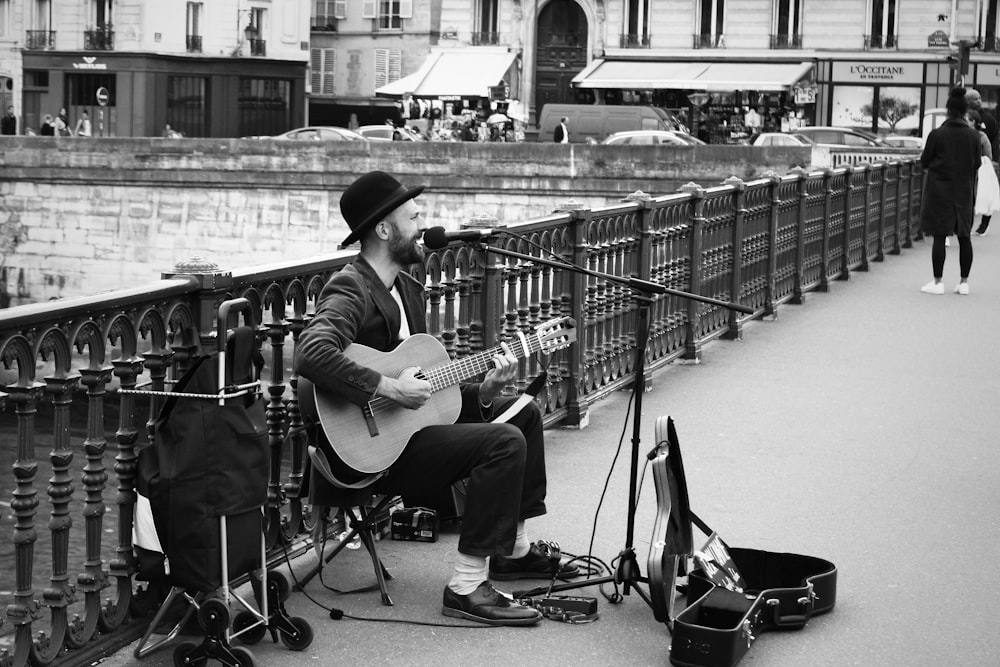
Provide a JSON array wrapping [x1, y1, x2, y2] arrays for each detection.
[[650, 416, 838, 667]]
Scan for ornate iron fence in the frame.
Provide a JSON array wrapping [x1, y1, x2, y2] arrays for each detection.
[[0, 160, 921, 665]]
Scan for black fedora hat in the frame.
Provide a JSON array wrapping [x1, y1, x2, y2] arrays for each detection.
[[340, 171, 425, 247]]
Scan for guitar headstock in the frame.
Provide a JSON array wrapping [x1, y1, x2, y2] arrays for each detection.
[[534, 317, 577, 353]]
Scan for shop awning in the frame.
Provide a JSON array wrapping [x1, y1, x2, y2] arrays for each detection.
[[375, 48, 518, 99], [572, 59, 815, 92]]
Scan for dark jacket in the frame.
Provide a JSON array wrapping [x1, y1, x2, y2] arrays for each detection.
[[919, 117, 981, 237], [0, 113, 15, 135], [553, 123, 566, 143], [295, 255, 482, 413]]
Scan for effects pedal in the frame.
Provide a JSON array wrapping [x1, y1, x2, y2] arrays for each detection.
[[539, 595, 598, 616]]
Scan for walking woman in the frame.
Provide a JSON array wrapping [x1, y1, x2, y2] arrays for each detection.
[[919, 87, 981, 295]]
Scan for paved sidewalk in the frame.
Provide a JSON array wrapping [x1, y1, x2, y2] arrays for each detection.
[[101, 234, 1000, 667]]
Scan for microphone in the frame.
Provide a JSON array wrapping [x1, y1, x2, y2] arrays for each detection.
[[422, 226, 503, 249]]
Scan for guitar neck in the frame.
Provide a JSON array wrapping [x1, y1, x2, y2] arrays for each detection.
[[424, 337, 538, 392]]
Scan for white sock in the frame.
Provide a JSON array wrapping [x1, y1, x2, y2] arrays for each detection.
[[510, 521, 531, 559], [448, 552, 488, 595]]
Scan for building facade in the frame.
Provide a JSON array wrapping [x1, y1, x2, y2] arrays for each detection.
[[0, 0, 310, 137], [306, 0, 1000, 141]]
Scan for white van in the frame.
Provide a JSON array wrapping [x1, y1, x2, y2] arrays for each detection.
[[921, 108, 947, 141], [537, 104, 685, 143]]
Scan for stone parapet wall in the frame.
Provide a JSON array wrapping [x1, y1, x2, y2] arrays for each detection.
[[0, 137, 817, 304]]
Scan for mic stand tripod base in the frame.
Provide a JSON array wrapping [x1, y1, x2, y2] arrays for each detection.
[[511, 547, 653, 609]]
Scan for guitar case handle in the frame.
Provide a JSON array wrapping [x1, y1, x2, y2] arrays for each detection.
[[765, 595, 813, 629]]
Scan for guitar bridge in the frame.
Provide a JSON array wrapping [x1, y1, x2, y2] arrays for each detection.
[[363, 401, 379, 437]]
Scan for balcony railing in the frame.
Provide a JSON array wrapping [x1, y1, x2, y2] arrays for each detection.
[[770, 33, 803, 49], [693, 33, 725, 49], [471, 31, 500, 45], [0, 151, 924, 663], [864, 33, 898, 50], [186, 34, 202, 53], [25, 30, 56, 50], [249, 38, 266, 56], [620, 33, 651, 48], [312, 15, 341, 31], [84, 27, 115, 50]]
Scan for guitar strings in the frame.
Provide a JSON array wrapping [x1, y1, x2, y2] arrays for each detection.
[[360, 332, 562, 416]]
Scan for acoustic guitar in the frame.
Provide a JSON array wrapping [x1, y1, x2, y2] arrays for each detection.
[[298, 317, 576, 476]]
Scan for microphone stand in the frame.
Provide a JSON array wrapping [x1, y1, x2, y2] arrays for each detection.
[[466, 240, 752, 607]]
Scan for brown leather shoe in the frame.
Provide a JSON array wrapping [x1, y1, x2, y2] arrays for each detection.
[[489, 541, 581, 581], [442, 581, 542, 626]]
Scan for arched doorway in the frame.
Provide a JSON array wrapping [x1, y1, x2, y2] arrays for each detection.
[[534, 0, 590, 118]]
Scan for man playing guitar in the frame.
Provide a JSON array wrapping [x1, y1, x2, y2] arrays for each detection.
[[295, 170, 578, 626]]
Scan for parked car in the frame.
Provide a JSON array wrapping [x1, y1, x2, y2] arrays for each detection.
[[271, 126, 367, 141], [882, 135, 924, 150], [601, 130, 705, 146], [795, 126, 888, 147], [749, 132, 814, 147], [357, 124, 425, 141]]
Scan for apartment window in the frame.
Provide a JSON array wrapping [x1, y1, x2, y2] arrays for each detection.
[[0, 0, 9, 37], [981, 0, 999, 51], [167, 75, 208, 137], [32, 0, 51, 29], [374, 48, 401, 89], [867, 0, 897, 49], [315, 0, 346, 30], [697, 0, 725, 48], [473, 0, 499, 44], [92, 0, 112, 28], [624, 0, 650, 47], [186, 3, 202, 53], [772, 0, 802, 48], [310, 48, 335, 95], [362, 1, 412, 31]]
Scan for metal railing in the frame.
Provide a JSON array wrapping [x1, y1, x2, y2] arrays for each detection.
[[770, 33, 802, 49], [0, 159, 922, 665], [186, 34, 202, 53], [471, 32, 500, 45], [693, 33, 725, 49], [248, 38, 266, 56], [84, 27, 115, 51], [620, 33, 651, 48], [864, 33, 898, 50], [24, 30, 56, 50]]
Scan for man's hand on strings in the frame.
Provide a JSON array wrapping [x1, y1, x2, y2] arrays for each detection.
[[378, 367, 432, 409], [479, 342, 518, 406]]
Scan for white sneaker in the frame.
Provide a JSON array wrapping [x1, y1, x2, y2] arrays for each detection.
[[921, 281, 944, 295], [953, 282, 970, 295]]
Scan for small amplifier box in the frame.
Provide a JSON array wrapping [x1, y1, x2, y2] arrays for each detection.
[[390, 507, 439, 542]]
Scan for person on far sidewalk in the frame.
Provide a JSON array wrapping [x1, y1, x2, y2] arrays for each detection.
[[919, 87, 980, 295]]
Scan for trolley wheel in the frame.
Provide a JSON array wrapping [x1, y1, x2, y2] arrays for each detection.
[[231, 645, 256, 667], [196, 596, 230, 632], [232, 610, 266, 645], [268, 571, 291, 603], [172, 641, 205, 667], [279, 617, 314, 651]]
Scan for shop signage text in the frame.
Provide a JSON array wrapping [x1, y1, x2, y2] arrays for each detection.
[[832, 61, 922, 84], [73, 56, 108, 71]]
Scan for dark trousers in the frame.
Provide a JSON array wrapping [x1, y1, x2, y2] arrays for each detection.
[[931, 235, 973, 278], [373, 398, 547, 558]]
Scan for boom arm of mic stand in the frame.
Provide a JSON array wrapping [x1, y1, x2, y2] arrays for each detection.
[[471, 242, 753, 314]]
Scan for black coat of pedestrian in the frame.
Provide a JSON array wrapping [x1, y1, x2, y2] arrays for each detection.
[[919, 117, 981, 237]]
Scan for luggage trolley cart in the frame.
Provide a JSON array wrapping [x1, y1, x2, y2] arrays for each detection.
[[131, 298, 314, 666]]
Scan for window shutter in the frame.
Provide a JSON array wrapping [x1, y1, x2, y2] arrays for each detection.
[[323, 49, 335, 94], [310, 48, 335, 95], [388, 49, 401, 83], [362, 0, 377, 19], [334, 0, 346, 19], [375, 49, 388, 88], [399, 0, 413, 18], [310, 47, 322, 93]]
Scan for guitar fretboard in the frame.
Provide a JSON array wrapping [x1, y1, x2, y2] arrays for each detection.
[[422, 336, 542, 391]]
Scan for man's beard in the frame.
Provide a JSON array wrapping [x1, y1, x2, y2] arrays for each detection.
[[388, 225, 424, 265]]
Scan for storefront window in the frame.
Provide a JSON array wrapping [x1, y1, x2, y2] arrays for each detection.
[[238, 78, 291, 138], [167, 76, 208, 138], [66, 72, 115, 136], [832, 84, 919, 135], [832, 85, 875, 129]]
